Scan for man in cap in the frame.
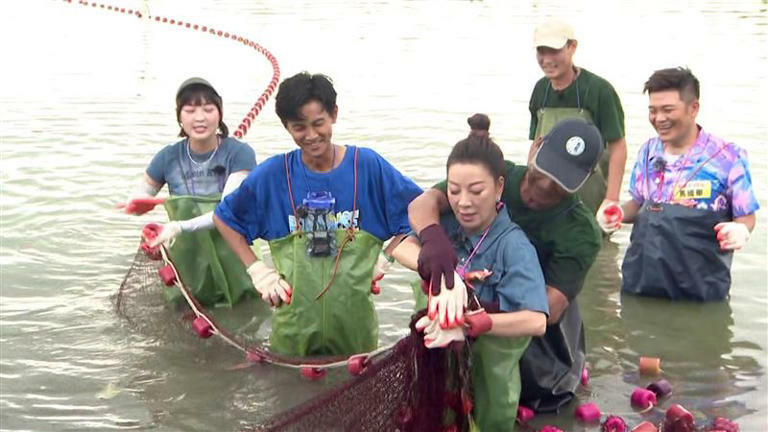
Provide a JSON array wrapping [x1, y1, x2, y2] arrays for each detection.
[[529, 19, 627, 218], [599, 67, 759, 301], [408, 118, 603, 412]]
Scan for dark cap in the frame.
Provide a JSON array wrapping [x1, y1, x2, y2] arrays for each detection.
[[176, 77, 219, 101], [532, 118, 603, 193]]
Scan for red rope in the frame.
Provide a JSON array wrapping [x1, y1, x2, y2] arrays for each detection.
[[63, 0, 280, 139]]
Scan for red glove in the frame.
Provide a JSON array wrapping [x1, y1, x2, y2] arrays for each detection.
[[464, 309, 492, 337], [417, 224, 458, 295]]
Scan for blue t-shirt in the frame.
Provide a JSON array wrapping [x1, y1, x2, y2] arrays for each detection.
[[441, 208, 548, 315], [215, 146, 423, 243], [146, 136, 256, 196]]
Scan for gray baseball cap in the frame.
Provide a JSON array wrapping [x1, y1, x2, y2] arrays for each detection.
[[532, 118, 603, 193], [176, 77, 220, 100]]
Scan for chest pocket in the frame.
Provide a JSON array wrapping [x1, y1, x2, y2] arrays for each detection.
[[471, 267, 503, 312]]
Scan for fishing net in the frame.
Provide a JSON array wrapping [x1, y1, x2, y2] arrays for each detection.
[[243, 315, 472, 432], [116, 231, 473, 432]]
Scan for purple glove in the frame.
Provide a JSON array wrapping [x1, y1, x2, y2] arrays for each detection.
[[417, 224, 458, 295]]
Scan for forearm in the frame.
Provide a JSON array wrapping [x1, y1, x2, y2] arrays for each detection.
[[605, 138, 627, 202], [546, 285, 570, 325], [408, 189, 448, 235], [487, 310, 547, 337], [734, 214, 756, 232], [621, 199, 642, 223], [213, 214, 257, 267], [390, 236, 421, 271]]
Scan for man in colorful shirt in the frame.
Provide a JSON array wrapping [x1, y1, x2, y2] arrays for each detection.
[[528, 19, 627, 216], [598, 67, 759, 301]]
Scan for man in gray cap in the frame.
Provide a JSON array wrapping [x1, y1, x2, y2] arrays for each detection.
[[409, 117, 603, 412], [528, 19, 627, 219]]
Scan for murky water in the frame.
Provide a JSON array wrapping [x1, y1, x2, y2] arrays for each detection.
[[1, 0, 766, 430]]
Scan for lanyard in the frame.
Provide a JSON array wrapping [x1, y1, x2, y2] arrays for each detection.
[[456, 222, 492, 279]]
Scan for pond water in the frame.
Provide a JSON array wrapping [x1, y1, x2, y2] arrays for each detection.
[[1, 0, 766, 430]]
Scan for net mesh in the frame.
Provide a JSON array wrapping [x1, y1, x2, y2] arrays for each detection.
[[116, 243, 472, 432]]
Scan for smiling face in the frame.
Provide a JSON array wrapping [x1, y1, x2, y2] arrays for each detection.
[[447, 162, 504, 235], [536, 40, 577, 82], [648, 89, 699, 148], [179, 99, 221, 145], [284, 100, 338, 161]]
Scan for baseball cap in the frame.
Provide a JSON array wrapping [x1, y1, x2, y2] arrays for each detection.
[[532, 118, 603, 193], [176, 77, 220, 101], [533, 19, 575, 49]]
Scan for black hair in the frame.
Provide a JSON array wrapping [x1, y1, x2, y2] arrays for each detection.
[[275, 72, 337, 126], [643, 67, 700, 103], [447, 114, 505, 179], [176, 84, 229, 137]]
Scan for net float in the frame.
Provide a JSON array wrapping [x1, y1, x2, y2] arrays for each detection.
[[300, 367, 326, 380], [664, 404, 695, 431], [346, 355, 367, 376], [581, 367, 590, 386], [191, 316, 212, 338], [245, 350, 265, 363], [517, 405, 534, 423], [574, 402, 601, 423], [158, 264, 177, 286], [540, 426, 565, 432], [646, 378, 672, 398], [630, 421, 658, 432], [709, 417, 739, 432], [393, 404, 412, 428], [602, 415, 627, 432], [631, 387, 657, 409], [639, 356, 661, 375]]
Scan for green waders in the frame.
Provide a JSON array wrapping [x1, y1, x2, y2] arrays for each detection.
[[535, 105, 608, 214], [268, 229, 382, 356], [412, 286, 530, 431], [162, 195, 256, 307]]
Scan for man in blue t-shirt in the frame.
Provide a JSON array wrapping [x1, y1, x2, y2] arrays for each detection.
[[214, 72, 422, 356]]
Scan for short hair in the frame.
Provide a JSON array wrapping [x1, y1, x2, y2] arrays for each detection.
[[176, 84, 228, 137], [447, 115, 505, 180], [275, 72, 337, 126], [643, 67, 700, 103]]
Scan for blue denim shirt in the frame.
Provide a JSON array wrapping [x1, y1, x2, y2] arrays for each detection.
[[441, 207, 548, 315]]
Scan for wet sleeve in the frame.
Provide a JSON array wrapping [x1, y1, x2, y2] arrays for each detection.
[[497, 232, 549, 315], [229, 141, 257, 172], [595, 79, 625, 142], [727, 148, 760, 217], [214, 170, 263, 244], [373, 152, 424, 237], [544, 217, 601, 301], [145, 146, 169, 185]]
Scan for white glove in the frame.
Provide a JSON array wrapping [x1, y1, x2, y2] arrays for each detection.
[[597, 201, 623, 234], [428, 271, 468, 329], [148, 221, 182, 247], [714, 222, 750, 250], [246, 261, 293, 307], [415, 315, 465, 349], [370, 254, 392, 292]]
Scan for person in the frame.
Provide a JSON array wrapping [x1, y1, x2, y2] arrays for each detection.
[[598, 67, 759, 301], [409, 117, 603, 413], [392, 114, 549, 431], [528, 19, 627, 216], [213, 72, 423, 357], [127, 77, 258, 307]]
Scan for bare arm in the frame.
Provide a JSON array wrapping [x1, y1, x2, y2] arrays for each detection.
[[621, 199, 642, 224], [604, 137, 627, 203], [546, 285, 569, 325], [408, 188, 449, 235], [734, 214, 756, 232], [488, 310, 547, 337], [390, 236, 421, 271], [213, 214, 258, 268]]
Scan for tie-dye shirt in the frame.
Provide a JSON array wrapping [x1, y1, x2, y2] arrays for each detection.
[[628, 127, 759, 218]]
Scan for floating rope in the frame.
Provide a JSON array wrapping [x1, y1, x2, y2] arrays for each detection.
[[62, 0, 280, 138]]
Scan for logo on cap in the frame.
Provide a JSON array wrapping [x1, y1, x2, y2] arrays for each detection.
[[565, 136, 585, 156]]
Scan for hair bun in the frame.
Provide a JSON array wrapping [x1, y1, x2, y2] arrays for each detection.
[[467, 113, 491, 136]]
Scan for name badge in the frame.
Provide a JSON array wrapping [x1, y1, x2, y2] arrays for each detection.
[[673, 180, 712, 200]]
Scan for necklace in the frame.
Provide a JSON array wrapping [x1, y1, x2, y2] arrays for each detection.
[[186, 137, 220, 167]]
